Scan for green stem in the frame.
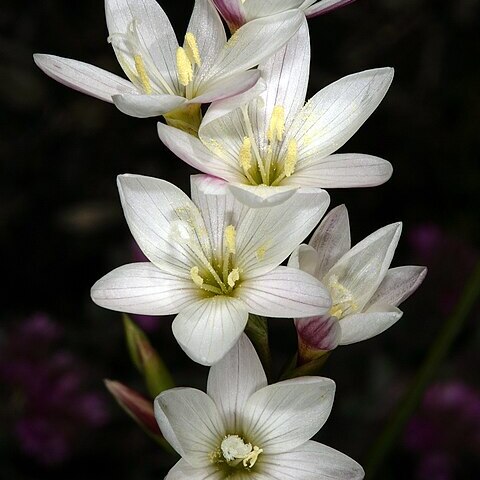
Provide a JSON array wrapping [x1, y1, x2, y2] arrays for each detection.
[[365, 260, 480, 478]]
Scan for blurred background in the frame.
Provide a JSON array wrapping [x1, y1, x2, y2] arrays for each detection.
[[1, 0, 479, 478]]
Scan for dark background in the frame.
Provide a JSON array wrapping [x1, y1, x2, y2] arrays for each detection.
[[1, 0, 479, 478]]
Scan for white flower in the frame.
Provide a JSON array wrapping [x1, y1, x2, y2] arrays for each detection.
[[213, 0, 358, 32], [91, 174, 331, 365], [155, 334, 365, 479], [33, 0, 304, 130], [158, 20, 394, 207], [289, 205, 427, 353]]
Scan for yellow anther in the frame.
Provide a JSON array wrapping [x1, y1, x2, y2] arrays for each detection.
[[224, 225, 237, 254], [327, 275, 358, 319], [190, 266, 204, 288], [184, 32, 201, 66], [284, 139, 298, 177], [176, 47, 193, 86], [239, 137, 252, 171], [134, 54, 153, 94], [267, 105, 285, 142], [242, 446, 263, 468], [227, 268, 240, 288]]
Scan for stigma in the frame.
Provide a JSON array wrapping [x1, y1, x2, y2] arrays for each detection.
[[219, 435, 263, 469]]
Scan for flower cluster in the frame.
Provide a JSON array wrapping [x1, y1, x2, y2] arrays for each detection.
[[35, 0, 426, 477]]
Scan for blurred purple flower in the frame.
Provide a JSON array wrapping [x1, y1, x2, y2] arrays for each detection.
[[0, 313, 110, 466], [404, 381, 480, 479]]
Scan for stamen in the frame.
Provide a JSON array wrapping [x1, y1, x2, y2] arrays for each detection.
[[243, 446, 263, 468], [224, 225, 237, 255], [284, 139, 298, 177], [267, 105, 285, 142], [239, 137, 252, 172], [327, 275, 358, 319], [190, 266, 204, 287], [176, 47, 193, 86], [134, 54, 153, 94], [184, 32, 201, 66], [227, 268, 240, 288], [241, 106, 268, 184]]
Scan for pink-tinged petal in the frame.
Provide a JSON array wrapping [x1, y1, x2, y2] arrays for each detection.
[[243, 377, 335, 454], [91, 262, 200, 315], [295, 315, 341, 359], [234, 266, 331, 317], [187, 0, 227, 77], [228, 183, 299, 208], [235, 188, 330, 278], [211, 0, 246, 32], [165, 459, 224, 480], [33, 54, 136, 102], [112, 93, 186, 118], [206, 10, 304, 83], [291, 68, 394, 162], [157, 123, 242, 182], [172, 296, 249, 366], [365, 266, 428, 309], [339, 304, 403, 345], [309, 204, 351, 278], [116, 174, 212, 277], [253, 18, 310, 141], [207, 335, 267, 432], [192, 69, 261, 105], [285, 153, 393, 188], [105, 0, 179, 92], [261, 440, 364, 480], [305, 0, 358, 18], [324, 222, 402, 311], [155, 388, 225, 467]]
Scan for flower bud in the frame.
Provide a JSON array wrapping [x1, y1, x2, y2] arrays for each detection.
[[123, 315, 174, 398], [295, 315, 341, 366], [105, 380, 160, 438]]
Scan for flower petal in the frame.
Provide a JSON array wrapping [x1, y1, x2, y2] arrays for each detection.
[[166, 459, 224, 480], [211, 0, 246, 32], [33, 54, 136, 102], [157, 123, 242, 182], [206, 10, 304, 83], [235, 266, 331, 317], [243, 377, 335, 454], [339, 304, 403, 345], [305, 0, 358, 18], [187, 0, 227, 77], [105, 0, 179, 92], [244, 0, 306, 19], [288, 244, 319, 277], [113, 93, 186, 118], [261, 440, 364, 480], [172, 296, 249, 366], [155, 388, 225, 467], [285, 153, 393, 188], [291, 68, 394, 162], [235, 188, 330, 278], [365, 266, 428, 309], [207, 334, 267, 432], [117, 174, 211, 277], [295, 315, 341, 351], [91, 262, 200, 315], [324, 222, 402, 310], [193, 70, 261, 105], [252, 17, 310, 141], [309, 204, 351, 278], [228, 183, 299, 208]]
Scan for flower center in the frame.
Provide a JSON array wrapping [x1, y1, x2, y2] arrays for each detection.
[[327, 275, 359, 319], [234, 104, 298, 187], [210, 435, 263, 470], [179, 222, 240, 296], [108, 19, 176, 96]]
